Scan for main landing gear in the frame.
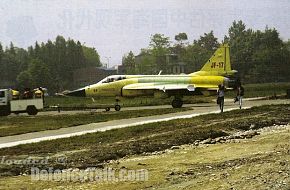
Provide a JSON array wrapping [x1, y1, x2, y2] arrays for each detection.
[[171, 97, 183, 108], [103, 105, 121, 112], [105, 98, 121, 112]]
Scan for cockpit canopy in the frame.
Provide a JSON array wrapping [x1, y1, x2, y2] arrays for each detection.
[[98, 75, 126, 84]]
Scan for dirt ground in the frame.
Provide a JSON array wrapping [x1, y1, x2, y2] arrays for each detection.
[[0, 123, 289, 190]]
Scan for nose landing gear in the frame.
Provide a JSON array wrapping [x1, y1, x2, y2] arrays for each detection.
[[114, 98, 121, 111]]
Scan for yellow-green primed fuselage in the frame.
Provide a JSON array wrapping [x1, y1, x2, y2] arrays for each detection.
[[85, 75, 226, 97], [66, 44, 238, 109]]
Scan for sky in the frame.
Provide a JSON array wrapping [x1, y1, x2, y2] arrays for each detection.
[[0, 0, 290, 66]]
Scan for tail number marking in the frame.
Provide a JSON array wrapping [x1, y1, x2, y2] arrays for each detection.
[[211, 62, 224, 69]]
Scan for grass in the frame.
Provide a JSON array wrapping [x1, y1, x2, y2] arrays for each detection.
[[44, 95, 212, 108], [0, 104, 289, 178], [228, 82, 290, 98], [0, 107, 191, 137]]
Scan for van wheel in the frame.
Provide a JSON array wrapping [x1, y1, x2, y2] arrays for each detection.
[[105, 107, 110, 112], [27, 106, 38, 115], [0, 106, 10, 116], [0, 110, 10, 116]]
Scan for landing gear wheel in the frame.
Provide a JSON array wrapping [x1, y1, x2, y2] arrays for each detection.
[[105, 107, 110, 112], [114, 105, 121, 111], [172, 99, 183, 108]]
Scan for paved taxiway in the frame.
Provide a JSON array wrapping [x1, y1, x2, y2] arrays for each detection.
[[0, 99, 289, 149]]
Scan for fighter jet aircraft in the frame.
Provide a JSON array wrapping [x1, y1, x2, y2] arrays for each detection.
[[66, 44, 238, 111]]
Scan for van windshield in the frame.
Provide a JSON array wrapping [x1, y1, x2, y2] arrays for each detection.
[[0, 91, 5, 98]]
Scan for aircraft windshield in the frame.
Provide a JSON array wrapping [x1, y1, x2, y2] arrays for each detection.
[[98, 76, 126, 84]]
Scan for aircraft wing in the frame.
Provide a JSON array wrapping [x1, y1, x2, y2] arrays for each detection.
[[123, 83, 218, 92]]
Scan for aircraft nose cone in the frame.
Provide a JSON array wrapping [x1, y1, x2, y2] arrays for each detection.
[[65, 89, 86, 97]]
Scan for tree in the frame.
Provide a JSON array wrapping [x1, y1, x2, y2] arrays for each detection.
[[149, 34, 171, 72], [248, 27, 288, 82], [225, 20, 254, 79], [17, 59, 52, 89], [16, 70, 33, 90], [75, 41, 86, 69], [123, 51, 136, 74], [178, 32, 219, 72], [14, 48, 29, 73], [1, 49, 20, 84], [0, 43, 3, 58], [0, 35, 105, 92], [82, 46, 101, 67], [28, 59, 52, 88], [175, 33, 188, 45], [149, 34, 170, 55], [180, 43, 208, 72], [172, 33, 188, 56], [8, 42, 16, 55], [34, 41, 41, 59], [136, 54, 156, 74], [0, 43, 3, 77], [196, 31, 219, 51]]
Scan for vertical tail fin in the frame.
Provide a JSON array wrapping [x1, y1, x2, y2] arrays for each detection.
[[200, 44, 231, 73]]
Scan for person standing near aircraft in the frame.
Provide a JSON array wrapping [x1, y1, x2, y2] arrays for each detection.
[[236, 84, 244, 109], [34, 88, 43, 99], [23, 88, 33, 99], [12, 89, 20, 100], [217, 84, 225, 113]]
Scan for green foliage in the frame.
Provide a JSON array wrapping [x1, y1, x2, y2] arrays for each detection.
[[183, 31, 219, 71], [0, 44, 21, 84], [175, 32, 188, 44], [226, 21, 290, 83], [196, 30, 219, 51], [0, 36, 101, 93], [122, 51, 136, 74], [17, 59, 51, 89], [82, 46, 101, 67], [136, 53, 157, 74], [16, 70, 32, 89], [126, 21, 290, 83], [125, 31, 221, 74], [148, 34, 171, 72], [149, 33, 171, 52], [28, 59, 52, 87]]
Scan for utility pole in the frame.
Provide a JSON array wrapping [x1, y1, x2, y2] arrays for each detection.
[[104, 56, 111, 68]]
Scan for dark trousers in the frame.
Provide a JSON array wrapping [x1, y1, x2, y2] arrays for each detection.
[[218, 97, 224, 113]]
